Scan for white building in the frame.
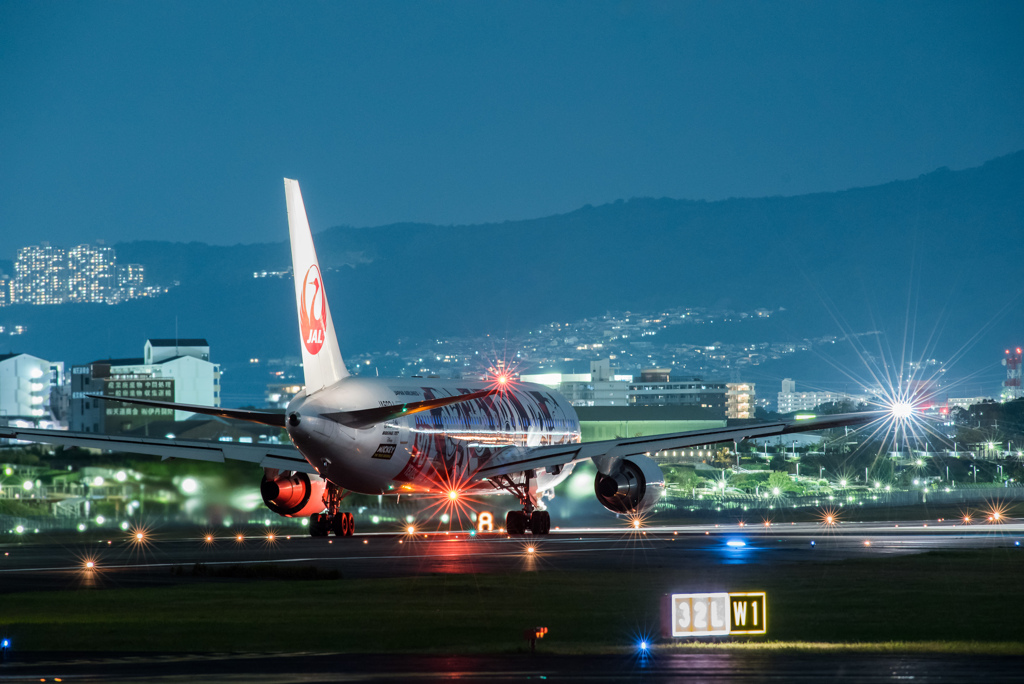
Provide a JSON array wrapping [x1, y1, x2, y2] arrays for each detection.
[[521, 360, 632, 407], [946, 396, 993, 411], [71, 339, 220, 431], [145, 338, 211, 364], [777, 378, 864, 414], [0, 353, 65, 424]]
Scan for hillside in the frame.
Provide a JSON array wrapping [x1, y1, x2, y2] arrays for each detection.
[[2, 152, 1022, 400]]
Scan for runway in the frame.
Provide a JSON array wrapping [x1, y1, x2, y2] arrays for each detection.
[[2, 520, 1021, 594], [3, 650, 1024, 683]]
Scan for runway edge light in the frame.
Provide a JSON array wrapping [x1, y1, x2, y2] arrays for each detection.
[[661, 592, 767, 638]]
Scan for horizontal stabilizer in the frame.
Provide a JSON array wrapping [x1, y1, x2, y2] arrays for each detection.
[[322, 388, 500, 429], [86, 394, 286, 428]]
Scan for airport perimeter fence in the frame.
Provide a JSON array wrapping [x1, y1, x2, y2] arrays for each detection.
[[661, 483, 1024, 514]]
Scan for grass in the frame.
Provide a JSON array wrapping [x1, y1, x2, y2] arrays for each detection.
[[1, 547, 1022, 654]]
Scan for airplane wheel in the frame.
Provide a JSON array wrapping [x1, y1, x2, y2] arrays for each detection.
[[345, 512, 356, 537], [506, 511, 528, 535], [335, 511, 352, 540], [529, 510, 551, 535], [310, 513, 330, 537]]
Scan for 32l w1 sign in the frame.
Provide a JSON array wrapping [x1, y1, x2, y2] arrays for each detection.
[[662, 592, 766, 638]]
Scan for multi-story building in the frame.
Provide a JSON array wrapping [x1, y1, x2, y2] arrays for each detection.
[[117, 263, 145, 300], [726, 382, 756, 419], [67, 244, 117, 303], [12, 244, 67, 305], [776, 378, 864, 414], [10, 243, 150, 305], [946, 396, 993, 412], [0, 353, 65, 424], [629, 369, 727, 416], [70, 339, 220, 433], [521, 360, 632, 407]]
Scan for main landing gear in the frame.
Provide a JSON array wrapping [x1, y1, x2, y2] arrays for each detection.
[[493, 470, 551, 535], [309, 483, 355, 537]]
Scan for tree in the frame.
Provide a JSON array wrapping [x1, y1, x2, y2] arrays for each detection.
[[663, 466, 704, 493], [766, 471, 790, 493]]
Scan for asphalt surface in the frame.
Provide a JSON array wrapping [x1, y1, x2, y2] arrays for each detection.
[[1, 520, 1021, 593], [3, 651, 1024, 683], [2, 522, 1022, 682]]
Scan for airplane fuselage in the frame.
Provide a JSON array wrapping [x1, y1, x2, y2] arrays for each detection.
[[286, 376, 582, 497]]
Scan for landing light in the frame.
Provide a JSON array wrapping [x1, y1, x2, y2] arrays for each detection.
[[407, 525, 416, 535], [891, 402, 914, 419], [448, 490, 459, 501]]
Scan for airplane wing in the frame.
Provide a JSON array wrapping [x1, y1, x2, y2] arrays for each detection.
[[476, 411, 882, 479], [0, 426, 314, 473]]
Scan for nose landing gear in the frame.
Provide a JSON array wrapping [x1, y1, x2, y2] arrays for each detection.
[[506, 509, 550, 535], [494, 470, 551, 535]]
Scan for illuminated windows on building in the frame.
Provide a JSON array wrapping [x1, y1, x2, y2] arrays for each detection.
[[726, 383, 756, 419], [10, 243, 148, 305]]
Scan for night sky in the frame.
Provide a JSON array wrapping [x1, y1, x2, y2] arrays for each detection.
[[1, 1, 1022, 258]]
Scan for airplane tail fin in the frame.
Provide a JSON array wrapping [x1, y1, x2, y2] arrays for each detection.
[[284, 178, 349, 394]]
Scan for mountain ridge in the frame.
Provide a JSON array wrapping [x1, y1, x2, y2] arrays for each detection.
[[1, 151, 1021, 400]]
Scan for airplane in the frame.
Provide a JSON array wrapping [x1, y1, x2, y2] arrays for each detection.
[[1, 179, 885, 537]]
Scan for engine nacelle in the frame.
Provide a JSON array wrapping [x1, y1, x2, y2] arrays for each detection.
[[594, 455, 665, 514], [260, 471, 327, 517]]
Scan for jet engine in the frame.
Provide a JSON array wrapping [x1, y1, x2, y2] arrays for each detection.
[[594, 455, 665, 514], [260, 471, 327, 517]]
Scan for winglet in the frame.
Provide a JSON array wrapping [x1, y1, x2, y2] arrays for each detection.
[[285, 179, 349, 394]]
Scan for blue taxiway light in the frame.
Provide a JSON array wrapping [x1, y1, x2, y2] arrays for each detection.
[[639, 641, 648, 650], [726, 539, 746, 548], [810, 540, 816, 547]]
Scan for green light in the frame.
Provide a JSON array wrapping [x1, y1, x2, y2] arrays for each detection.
[[794, 413, 815, 420]]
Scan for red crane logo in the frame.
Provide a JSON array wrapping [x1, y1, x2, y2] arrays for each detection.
[[300, 265, 326, 355]]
